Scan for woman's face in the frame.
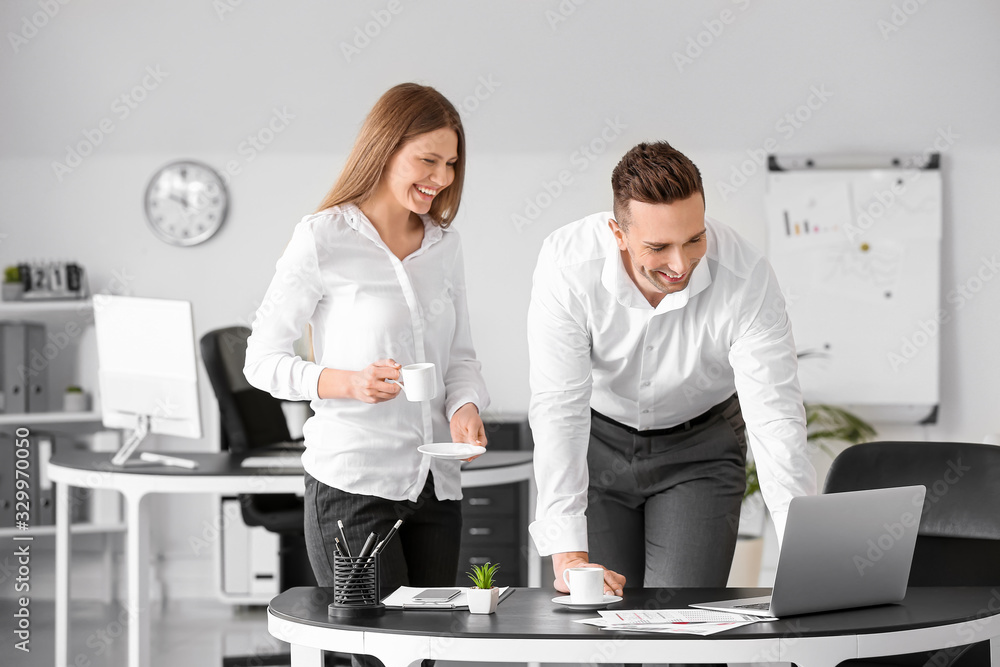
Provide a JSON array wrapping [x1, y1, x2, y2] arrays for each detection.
[[380, 127, 459, 217]]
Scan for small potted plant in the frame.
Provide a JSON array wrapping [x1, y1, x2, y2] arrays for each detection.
[[466, 562, 500, 614], [63, 385, 90, 412], [3, 266, 23, 301]]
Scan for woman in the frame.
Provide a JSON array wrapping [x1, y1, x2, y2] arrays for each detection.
[[244, 83, 489, 595]]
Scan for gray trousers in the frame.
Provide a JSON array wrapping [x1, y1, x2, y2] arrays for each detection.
[[587, 394, 748, 589]]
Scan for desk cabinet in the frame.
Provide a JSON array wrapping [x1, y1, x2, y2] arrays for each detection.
[[455, 418, 531, 587]]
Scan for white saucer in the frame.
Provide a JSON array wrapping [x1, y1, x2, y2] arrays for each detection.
[[551, 594, 622, 611], [417, 442, 485, 460]]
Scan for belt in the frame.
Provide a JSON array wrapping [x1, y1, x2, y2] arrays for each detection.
[[591, 394, 738, 438]]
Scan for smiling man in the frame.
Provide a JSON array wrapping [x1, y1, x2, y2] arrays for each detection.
[[527, 141, 817, 597]]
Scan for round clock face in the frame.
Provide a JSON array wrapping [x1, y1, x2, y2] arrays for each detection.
[[144, 160, 228, 246]]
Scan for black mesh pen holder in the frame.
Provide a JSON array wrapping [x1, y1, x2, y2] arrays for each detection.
[[329, 554, 385, 617]]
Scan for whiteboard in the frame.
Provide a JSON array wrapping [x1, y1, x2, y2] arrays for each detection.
[[764, 166, 942, 423]]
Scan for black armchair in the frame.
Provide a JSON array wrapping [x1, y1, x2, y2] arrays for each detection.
[[824, 440, 1000, 667], [200, 326, 316, 590]]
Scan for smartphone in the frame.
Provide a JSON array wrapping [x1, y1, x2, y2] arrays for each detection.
[[411, 588, 461, 603]]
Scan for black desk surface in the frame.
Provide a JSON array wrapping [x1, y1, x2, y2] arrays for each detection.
[[270, 586, 1000, 640], [49, 449, 532, 477]]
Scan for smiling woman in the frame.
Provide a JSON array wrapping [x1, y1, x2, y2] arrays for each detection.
[[243, 84, 490, 660]]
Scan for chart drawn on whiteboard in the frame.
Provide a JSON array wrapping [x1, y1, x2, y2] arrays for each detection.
[[765, 158, 942, 423]]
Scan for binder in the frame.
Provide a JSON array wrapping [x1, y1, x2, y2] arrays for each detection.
[[25, 323, 49, 413], [0, 324, 27, 413], [35, 434, 55, 526], [0, 437, 14, 528]]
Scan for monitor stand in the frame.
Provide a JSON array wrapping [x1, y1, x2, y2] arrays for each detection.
[[110, 414, 151, 466]]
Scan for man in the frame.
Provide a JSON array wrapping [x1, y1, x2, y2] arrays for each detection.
[[527, 141, 816, 595]]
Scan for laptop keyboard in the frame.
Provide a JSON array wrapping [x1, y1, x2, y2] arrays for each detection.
[[734, 601, 772, 610]]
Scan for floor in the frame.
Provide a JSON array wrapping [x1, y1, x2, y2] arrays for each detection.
[[2, 597, 294, 667]]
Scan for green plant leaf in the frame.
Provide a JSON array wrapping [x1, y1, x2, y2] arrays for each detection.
[[744, 402, 876, 502], [466, 561, 499, 589]]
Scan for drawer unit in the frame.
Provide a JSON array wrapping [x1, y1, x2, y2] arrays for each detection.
[[461, 484, 516, 516], [455, 417, 532, 587]]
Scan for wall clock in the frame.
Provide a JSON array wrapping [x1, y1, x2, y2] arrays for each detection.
[[144, 160, 229, 246]]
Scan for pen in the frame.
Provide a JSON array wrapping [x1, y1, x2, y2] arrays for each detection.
[[334, 537, 345, 558], [357, 531, 379, 559], [337, 520, 353, 557], [373, 519, 403, 555]]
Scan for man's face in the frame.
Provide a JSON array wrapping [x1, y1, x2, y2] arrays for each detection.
[[610, 194, 708, 299]]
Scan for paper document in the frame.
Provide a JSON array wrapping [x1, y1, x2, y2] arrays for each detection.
[[382, 586, 511, 610], [573, 608, 774, 635]]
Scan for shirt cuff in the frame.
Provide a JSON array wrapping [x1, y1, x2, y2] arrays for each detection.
[[445, 390, 482, 421], [303, 363, 324, 401], [528, 515, 589, 557]]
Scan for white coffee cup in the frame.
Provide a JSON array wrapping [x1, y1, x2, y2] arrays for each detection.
[[387, 363, 437, 402], [562, 567, 605, 604]]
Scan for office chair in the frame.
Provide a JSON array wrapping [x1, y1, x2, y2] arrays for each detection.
[[824, 440, 1000, 667], [200, 326, 317, 590]]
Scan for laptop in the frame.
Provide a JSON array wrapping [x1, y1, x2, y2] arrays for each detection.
[[692, 485, 926, 618]]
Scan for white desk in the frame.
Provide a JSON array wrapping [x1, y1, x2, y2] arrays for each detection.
[[49, 450, 535, 667]]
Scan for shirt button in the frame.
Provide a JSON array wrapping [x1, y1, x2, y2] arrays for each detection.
[[642, 409, 650, 414], [645, 346, 653, 351], [641, 381, 651, 387]]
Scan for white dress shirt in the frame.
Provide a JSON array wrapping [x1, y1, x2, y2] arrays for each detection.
[[527, 212, 816, 556], [244, 204, 489, 502]]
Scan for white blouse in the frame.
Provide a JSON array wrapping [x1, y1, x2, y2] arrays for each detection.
[[244, 204, 489, 502]]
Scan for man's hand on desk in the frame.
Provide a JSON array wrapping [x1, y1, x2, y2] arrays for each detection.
[[552, 551, 625, 596]]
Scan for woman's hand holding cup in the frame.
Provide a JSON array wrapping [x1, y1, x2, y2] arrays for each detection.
[[350, 359, 403, 404]]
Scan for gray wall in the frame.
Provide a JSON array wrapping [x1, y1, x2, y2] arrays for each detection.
[[4, 0, 999, 597]]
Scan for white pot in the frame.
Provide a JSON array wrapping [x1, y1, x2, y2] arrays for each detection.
[[467, 587, 499, 614], [63, 392, 90, 412], [2, 283, 23, 301]]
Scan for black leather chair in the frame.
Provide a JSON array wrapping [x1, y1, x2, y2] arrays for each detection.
[[824, 440, 1000, 667], [200, 326, 316, 591]]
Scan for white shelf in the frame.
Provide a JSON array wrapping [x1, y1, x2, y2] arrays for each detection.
[[0, 411, 103, 427], [0, 297, 92, 314], [0, 522, 126, 538]]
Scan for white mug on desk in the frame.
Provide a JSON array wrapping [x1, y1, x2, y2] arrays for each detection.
[[387, 363, 437, 402], [563, 567, 605, 604]]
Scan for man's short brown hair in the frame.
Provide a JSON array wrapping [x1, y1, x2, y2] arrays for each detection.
[[611, 141, 704, 230]]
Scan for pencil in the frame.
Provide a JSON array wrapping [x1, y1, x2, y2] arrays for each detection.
[[337, 519, 353, 557], [373, 519, 403, 555]]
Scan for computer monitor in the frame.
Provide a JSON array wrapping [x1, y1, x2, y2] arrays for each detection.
[[92, 295, 202, 466]]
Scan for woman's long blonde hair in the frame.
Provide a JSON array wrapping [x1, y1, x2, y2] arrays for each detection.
[[315, 83, 466, 228]]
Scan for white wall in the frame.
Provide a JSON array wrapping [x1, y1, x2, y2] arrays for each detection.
[[3, 0, 999, 598]]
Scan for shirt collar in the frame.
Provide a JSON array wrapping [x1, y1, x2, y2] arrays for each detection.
[[340, 202, 445, 257], [600, 218, 714, 313]]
